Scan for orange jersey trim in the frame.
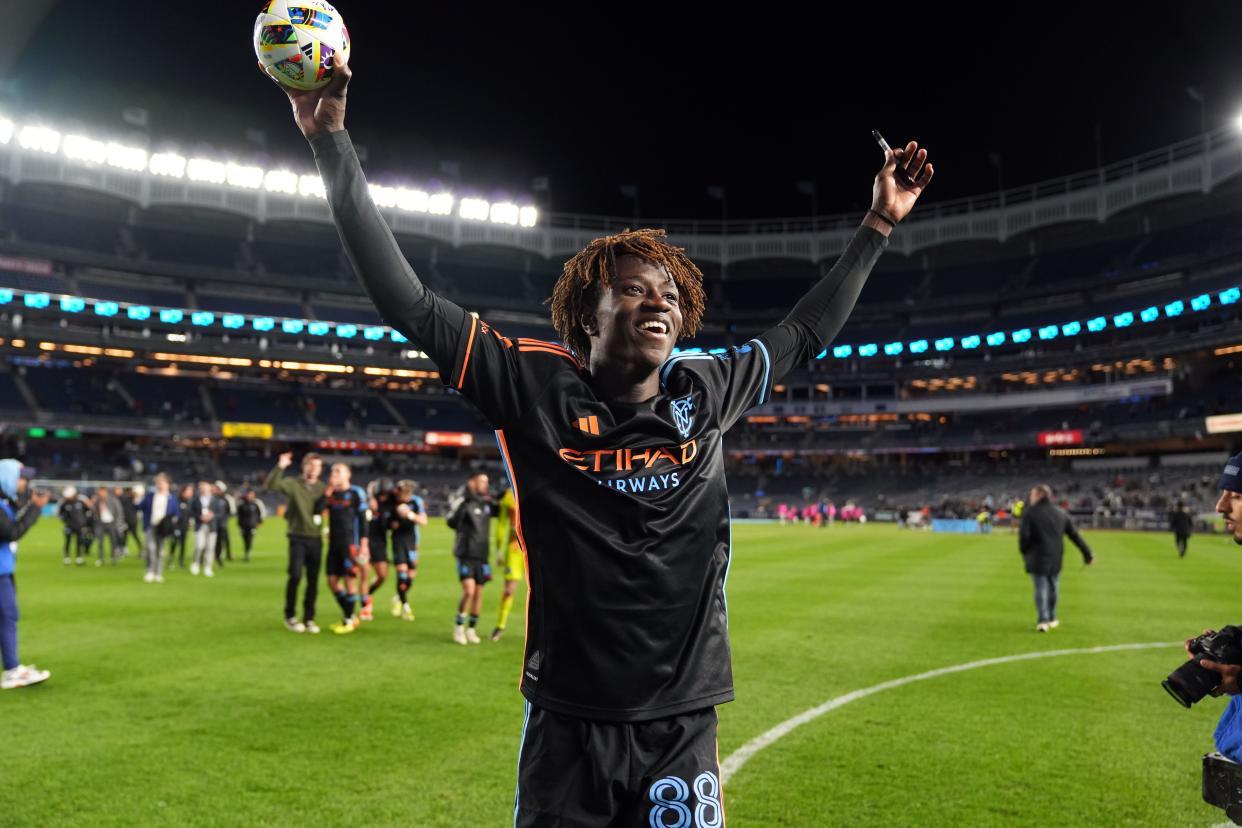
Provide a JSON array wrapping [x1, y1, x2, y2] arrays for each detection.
[[456, 314, 479, 390]]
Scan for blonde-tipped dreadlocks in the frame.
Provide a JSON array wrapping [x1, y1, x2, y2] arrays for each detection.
[[550, 228, 706, 363]]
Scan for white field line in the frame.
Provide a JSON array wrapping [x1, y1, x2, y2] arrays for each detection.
[[721, 641, 1180, 784]]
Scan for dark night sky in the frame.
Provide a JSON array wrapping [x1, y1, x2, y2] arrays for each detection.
[[8, 1, 1242, 220]]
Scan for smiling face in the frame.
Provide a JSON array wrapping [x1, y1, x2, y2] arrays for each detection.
[[584, 254, 682, 376], [1217, 489, 1242, 545]]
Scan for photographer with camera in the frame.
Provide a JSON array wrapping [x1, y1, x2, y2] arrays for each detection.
[[1169, 452, 1242, 823]]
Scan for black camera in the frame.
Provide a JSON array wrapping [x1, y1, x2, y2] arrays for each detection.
[[1164, 626, 1242, 708]]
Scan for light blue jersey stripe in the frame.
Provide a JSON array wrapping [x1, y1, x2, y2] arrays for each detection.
[[513, 700, 532, 825], [659, 353, 714, 388], [750, 338, 772, 405]]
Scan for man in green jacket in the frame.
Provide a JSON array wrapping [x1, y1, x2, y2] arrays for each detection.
[[265, 451, 326, 633]]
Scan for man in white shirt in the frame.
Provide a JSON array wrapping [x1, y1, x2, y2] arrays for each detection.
[[139, 474, 179, 583]]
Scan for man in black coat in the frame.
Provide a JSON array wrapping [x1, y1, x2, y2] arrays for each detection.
[[1169, 502, 1194, 558], [446, 471, 496, 645], [1018, 484, 1094, 632]]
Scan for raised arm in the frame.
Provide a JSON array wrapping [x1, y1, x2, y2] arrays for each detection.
[[267, 54, 467, 373], [763, 141, 934, 381]]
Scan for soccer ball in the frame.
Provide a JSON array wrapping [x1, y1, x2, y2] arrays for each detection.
[[254, 1, 350, 91]]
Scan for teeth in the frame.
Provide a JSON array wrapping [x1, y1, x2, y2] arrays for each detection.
[[640, 321, 667, 334]]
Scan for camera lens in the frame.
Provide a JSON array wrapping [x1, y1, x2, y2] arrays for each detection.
[[1163, 660, 1221, 708]]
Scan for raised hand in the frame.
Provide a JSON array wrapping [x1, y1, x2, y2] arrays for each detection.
[[259, 52, 351, 140], [872, 140, 935, 224]]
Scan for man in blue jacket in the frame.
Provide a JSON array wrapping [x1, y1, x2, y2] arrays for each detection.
[[0, 459, 50, 690], [138, 473, 181, 583]]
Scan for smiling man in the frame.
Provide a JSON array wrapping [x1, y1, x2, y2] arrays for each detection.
[[273, 53, 933, 826]]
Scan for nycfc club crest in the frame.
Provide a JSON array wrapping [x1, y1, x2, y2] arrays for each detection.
[[670, 396, 695, 439]]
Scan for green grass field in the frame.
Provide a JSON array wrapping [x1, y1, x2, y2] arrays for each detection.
[[2, 518, 1239, 826]]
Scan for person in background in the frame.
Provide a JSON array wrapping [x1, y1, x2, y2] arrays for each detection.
[[490, 484, 522, 642], [59, 486, 90, 566], [1169, 501, 1194, 558], [213, 481, 234, 568], [191, 480, 224, 578], [265, 451, 326, 634], [446, 472, 495, 645], [364, 478, 394, 622], [93, 487, 123, 566], [313, 463, 369, 635], [1018, 483, 1094, 633], [236, 490, 264, 563], [139, 473, 179, 584], [0, 459, 51, 690], [173, 483, 194, 569], [389, 479, 426, 622], [1010, 496, 1025, 534], [120, 485, 142, 554]]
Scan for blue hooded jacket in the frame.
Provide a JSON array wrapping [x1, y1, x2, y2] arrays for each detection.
[[0, 459, 23, 576]]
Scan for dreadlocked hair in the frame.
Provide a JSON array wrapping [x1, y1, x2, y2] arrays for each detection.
[[549, 228, 706, 363]]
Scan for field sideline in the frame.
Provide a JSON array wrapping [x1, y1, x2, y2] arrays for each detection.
[[2, 519, 1238, 826]]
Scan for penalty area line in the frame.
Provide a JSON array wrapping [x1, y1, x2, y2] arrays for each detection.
[[721, 641, 1180, 785]]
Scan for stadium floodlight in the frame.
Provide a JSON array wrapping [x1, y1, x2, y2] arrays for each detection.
[[62, 134, 107, 164], [1191, 293, 1212, 311], [1139, 306, 1159, 323], [159, 308, 184, 324], [428, 193, 454, 215], [1220, 287, 1241, 305], [1038, 325, 1058, 341], [19, 126, 60, 154], [252, 317, 275, 332], [281, 319, 305, 334], [459, 198, 490, 221], [519, 206, 539, 228], [225, 163, 263, 190], [299, 174, 326, 199], [1087, 316, 1107, 332], [127, 305, 151, 321], [986, 332, 1006, 346], [263, 170, 299, 194], [1164, 300, 1185, 317], [1112, 311, 1134, 328], [149, 152, 187, 178], [364, 326, 386, 341], [909, 339, 929, 353], [858, 343, 878, 357], [961, 334, 981, 349], [369, 183, 398, 208], [336, 324, 357, 339], [94, 301, 119, 317], [0, 289, 12, 304], [1011, 328, 1032, 343], [832, 344, 853, 359], [222, 314, 245, 329], [308, 321, 331, 336], [1061, 321, 1082, 336], [395, 188, 429, 212], [0, 118, 13, 145], [23, 293, 50, 309], [190, 311, 215, 327], [59, 297, 85, 313], [1236, 112, 1242, 133], [490, 202, 520, 225], [934, 337, 955, 352], [106, 142, 147, 172], [883, 342, 904, 356], [187, 158, 226, 184]]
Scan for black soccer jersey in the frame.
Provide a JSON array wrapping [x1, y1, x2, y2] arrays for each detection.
[[315, 485, 368, 548], [313, 130, 887, 722]]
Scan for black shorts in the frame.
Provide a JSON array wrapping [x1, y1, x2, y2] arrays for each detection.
[[514, 704, 724, 827], [456, 559, 492, 584], [325, 543, 358, 578], [367, 535, 389, 564], [394, 547, 419, 570]]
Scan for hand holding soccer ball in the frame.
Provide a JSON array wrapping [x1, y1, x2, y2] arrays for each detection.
[[872, 141, 934, 224], [255, 1, 352, 140]]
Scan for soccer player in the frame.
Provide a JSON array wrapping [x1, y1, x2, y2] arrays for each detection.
[[490, 485, 523, 642], [275, 53, 932, 823], [314, 464, 369, 635], [388, 479, 426, 622], [265, 451, 327, 634], [446, 472, 495, 645], [362, 478, 394, 621]]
